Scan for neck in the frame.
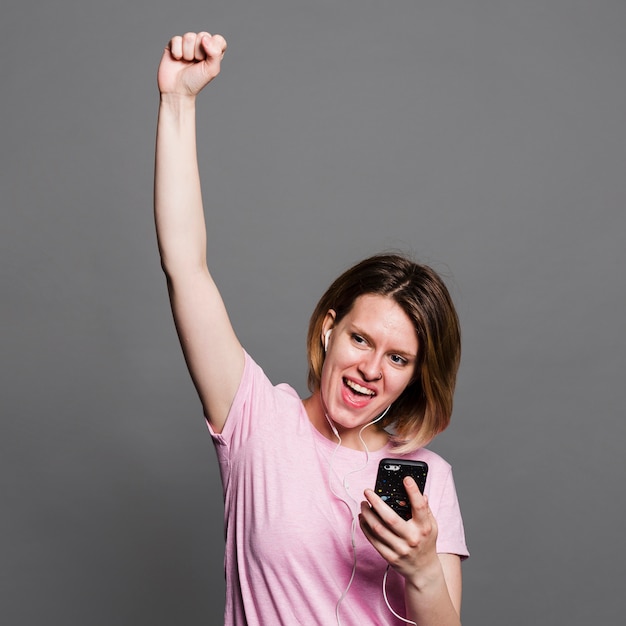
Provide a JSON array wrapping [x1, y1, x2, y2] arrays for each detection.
[[303, 393, 390, 451]]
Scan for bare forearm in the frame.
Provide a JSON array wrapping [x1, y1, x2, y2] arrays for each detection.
[[404, 557, 461, 626], [154, 94, 207, 276]]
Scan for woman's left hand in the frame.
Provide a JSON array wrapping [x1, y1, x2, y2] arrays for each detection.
[[359, 476, 440, 581]]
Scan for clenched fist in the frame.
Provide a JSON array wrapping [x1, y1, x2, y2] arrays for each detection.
[[157, 32, 227, 97]]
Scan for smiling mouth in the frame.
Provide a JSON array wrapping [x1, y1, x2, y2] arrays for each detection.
[[343, 378, 376, 397]]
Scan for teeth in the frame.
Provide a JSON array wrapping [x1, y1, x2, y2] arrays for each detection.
[[345, 379, 375, 396]]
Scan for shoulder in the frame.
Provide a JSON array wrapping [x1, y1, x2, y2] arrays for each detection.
[[228, 351, 302, 423], [400, 447, 458, 507], [403, 446, 452, 475], [211, 350, 304, 446], [400, 447, 469, 559], [238, 350, 299, 399]]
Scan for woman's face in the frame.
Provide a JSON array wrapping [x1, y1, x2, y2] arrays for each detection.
[[319, 293, 419, 433]]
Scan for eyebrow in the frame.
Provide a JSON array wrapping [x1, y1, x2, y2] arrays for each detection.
[[350, 324, 418, 360]]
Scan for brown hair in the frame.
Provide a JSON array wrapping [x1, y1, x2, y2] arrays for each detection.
[[306, 253, 461, 452]]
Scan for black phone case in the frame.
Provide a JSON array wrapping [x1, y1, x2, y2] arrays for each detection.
[[374, 459, 428, 520]]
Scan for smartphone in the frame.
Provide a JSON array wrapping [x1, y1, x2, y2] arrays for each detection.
[[374, 459, 428, 520]]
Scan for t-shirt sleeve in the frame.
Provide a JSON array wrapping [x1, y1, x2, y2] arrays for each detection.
[[205, 351, 300, 484], [207, 351, 254, 441], [206, 351, 275, 445], [432, 464, 470, 559]]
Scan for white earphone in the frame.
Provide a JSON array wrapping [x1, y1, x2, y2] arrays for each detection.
[[324, 329, 333, 352]]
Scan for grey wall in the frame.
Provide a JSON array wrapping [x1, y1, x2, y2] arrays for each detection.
[[3, 1, 625, 624]]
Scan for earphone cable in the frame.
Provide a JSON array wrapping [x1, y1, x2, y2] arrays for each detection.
[[382, 565, 418, 626], [323, 406, 391, 626]]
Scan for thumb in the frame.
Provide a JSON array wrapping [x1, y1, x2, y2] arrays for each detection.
[[201, 33, 227, 64], [404, 476, 428, 515], [192, 34, 227, 88]]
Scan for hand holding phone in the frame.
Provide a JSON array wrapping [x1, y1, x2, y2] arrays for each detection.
[[374, 458, 428, 520]]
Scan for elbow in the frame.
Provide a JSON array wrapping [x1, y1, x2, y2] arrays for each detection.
[[158, 249, 207, 280]]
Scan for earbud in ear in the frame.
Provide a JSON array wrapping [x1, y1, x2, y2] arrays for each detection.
[[324, 329, 333, 352]]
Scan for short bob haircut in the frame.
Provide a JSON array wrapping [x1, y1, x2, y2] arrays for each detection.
[[306, 253, 461, 453]]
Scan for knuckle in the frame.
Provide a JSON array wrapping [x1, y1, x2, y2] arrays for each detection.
[[406, 529, 421, 549], [370, 519, 385, 536], [414, 501, 428, 515], [406, 525, 431, 549], [396, 544, 412, 559], [386, 514, 403, 532]]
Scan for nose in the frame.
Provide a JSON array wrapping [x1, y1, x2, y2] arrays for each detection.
[[358, 354, 383, 382]]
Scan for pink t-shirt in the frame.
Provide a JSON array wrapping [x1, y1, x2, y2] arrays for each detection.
[[209, 352, 468, 625]]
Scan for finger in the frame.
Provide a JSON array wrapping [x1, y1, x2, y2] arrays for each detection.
[[359, 501, 397, 547], [168, 35, 183, 60], [405, 480, 438, 545], [359, 503, 407, 563], [202, 33, 228, 61], [363, 489, 408, 532], [194, 31, 211, 60], [404, 476, 429, 521], [182, 32, 198, 60]]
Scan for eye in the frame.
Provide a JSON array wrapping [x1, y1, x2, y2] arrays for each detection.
[[351, 333, 368, 346], [389, 354, 409, 366]]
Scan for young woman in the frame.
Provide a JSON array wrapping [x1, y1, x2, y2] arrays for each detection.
[[155, 32, 468, 626]]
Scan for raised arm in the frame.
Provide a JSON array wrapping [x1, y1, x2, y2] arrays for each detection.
[[154, 32, 244, 432]]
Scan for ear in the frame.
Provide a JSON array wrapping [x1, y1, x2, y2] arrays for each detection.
[[321, 310, 336, 348]]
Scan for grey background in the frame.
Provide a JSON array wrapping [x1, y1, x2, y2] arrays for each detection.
[[2, 1, 625, 624]]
